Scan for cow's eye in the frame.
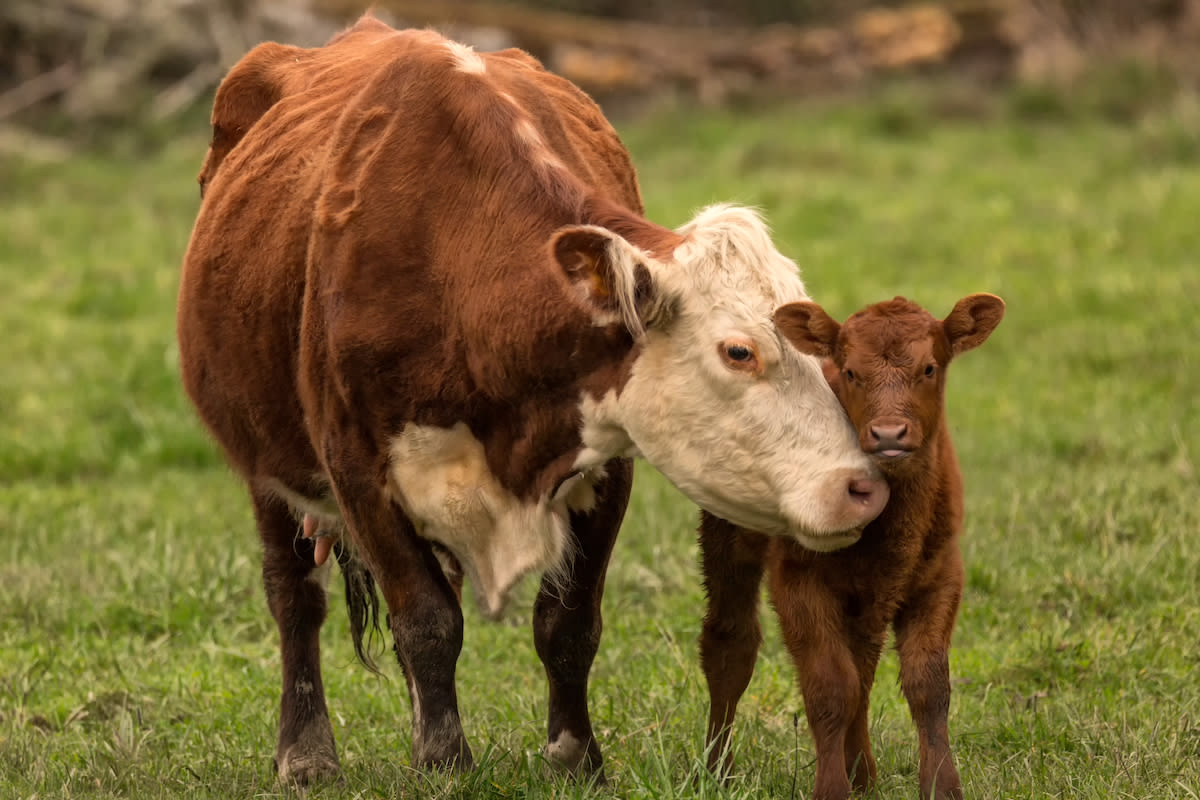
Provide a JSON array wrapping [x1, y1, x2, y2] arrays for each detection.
[[727, 345, 752, 362], [924, 364, 936, 378], [720, 340, 760, 373], [844, 369, 855, 382]]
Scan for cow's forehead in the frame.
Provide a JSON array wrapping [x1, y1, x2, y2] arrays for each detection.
[[668, 205, 808, 325]]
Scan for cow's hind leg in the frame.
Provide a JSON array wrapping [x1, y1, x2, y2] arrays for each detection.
[[697, 512, 768, 777], [533, 458, 632, 779], [254, 489, 340, 784]]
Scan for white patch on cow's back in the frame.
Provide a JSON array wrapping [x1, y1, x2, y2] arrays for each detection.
[[512, 118, 566, 171], [445, 40, 486, 74], [386, 422, 581, 619]]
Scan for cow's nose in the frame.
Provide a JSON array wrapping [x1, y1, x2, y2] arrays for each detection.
[[847, 475, 888, 523], [869, 423, 908, 449]]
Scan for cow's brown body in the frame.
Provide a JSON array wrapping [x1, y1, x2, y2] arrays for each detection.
[[698, 295, 1004, 800], [179, 18, 665, 779], [178, 15, 890, 785]]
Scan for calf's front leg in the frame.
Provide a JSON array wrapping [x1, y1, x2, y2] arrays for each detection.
[[769, 551, 862, 800]]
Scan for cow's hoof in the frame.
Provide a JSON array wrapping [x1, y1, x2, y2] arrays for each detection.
[[276, 746, 341, 785], [545, 731, 604, 782], [415, 737, 474, 772]]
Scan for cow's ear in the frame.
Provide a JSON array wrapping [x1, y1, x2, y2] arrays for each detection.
[[943, 293, 1005, 356], [199, 41, 304, 196], [552, 225, 671, 335], [774, 301, 840, 359]]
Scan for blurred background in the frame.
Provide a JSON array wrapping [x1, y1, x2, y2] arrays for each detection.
[[3, 0, 1199, 150]]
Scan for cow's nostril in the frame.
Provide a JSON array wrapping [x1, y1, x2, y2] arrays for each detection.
[[849, 477, 880, 500], [847, 477, 889, 521]]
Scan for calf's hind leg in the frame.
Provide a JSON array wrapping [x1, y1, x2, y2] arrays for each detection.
[[696, 513, 768, 776], [894, 554, 964, 800], [254, 489, 340, 784], [533, 459, 632, 778]]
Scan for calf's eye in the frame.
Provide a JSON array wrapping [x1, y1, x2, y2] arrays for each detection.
[[844, 369, 855, 381], [924, 364, 936, 377]]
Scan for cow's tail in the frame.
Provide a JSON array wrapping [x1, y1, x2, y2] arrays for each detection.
[[334, 540, 384, 675]]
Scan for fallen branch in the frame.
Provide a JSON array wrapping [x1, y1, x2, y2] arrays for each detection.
[[0, 63, 77, 122]]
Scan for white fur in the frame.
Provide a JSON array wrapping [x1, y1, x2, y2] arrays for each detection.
[[386, 422, 589, 619], [589, 205, 883, 545], [444, 40, 486, 74], [546, 730, 589, 773]]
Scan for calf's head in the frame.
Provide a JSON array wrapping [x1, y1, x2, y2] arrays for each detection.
[[775, 294, 1005, 474], [558, 205, 889, 551]]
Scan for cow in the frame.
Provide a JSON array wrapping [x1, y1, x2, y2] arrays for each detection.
[[176, 16, 889, 786], [697, 294, 1005, 800]]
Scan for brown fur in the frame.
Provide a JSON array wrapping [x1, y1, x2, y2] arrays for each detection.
[[178, 16, 682, 781], [698, 294, 1004, 800]]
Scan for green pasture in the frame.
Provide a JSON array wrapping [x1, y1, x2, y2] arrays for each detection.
[[1, 84, 1198, 799]]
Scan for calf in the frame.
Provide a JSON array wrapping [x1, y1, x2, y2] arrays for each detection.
[[698, 294, 1005, 800], [177, 16, 888, 786]]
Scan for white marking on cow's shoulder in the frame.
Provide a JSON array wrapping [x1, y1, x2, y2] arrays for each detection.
[[444, 40, 486, 74], [386, 422, 577, 619]]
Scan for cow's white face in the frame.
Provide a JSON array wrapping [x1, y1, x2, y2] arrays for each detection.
[[564, 205, 887, 550]]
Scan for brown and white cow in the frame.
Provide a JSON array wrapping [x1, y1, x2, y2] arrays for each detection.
[[177, 16, 888, 784], [698, 294, 1004, 800]]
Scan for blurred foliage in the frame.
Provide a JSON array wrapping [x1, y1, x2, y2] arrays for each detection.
[[513, 0, 908, 26]]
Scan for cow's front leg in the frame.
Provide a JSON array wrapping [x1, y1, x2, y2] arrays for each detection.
[[253, 489, 340, 784], [533, 458, 632, 778], [326, 447, 472, 770], [894, 553, 964, 800], [697, 512, 768, 776]]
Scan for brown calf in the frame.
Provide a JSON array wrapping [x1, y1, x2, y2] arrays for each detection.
[[698, 294, 1005, 800]]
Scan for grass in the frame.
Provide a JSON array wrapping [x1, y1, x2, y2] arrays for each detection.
[[1, 80, 1198, 799]]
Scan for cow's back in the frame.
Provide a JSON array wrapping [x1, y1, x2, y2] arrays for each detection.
[[178, 18, 643, 484]]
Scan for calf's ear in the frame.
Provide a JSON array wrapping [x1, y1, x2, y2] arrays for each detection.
[[552, 225, 673, 336], [774, 301, 840, 359], [943, 293, 1005, 356]]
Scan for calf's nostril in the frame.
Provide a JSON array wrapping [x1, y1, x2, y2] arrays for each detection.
[[869, 423, 907, 446]]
